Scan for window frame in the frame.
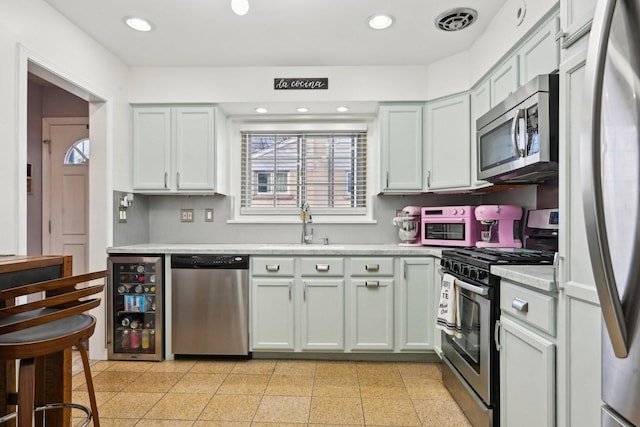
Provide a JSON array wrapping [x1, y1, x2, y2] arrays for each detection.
[[231, 120, 374, 223]]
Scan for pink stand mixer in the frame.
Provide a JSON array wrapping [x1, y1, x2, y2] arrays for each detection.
[[392, 206, 422, 246], [475, 205, 523, 248]]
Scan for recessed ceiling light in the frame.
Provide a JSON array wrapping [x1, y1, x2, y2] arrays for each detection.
[[231, 0, 250, 16], [336, 106, 350, 112], [124, 16, 153, 32], [255, 107, 268, 114], [296, 107, 309, 113], [368, 14, 394, 30]]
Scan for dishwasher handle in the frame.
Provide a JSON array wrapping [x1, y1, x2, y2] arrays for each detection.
[[171, 254, 249, 269]]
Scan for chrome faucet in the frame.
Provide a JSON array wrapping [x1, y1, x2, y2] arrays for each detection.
[[300, 201, 313, 244]]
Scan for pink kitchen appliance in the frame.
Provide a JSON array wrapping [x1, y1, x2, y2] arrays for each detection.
[[421, 206, 480, 247], [474, 204, 523, 248], [392, 206, 422, 246]]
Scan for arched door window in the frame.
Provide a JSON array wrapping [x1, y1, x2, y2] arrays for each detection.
[[64, 138, 90, 164]]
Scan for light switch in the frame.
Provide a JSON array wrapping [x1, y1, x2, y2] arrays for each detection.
[[205, 208, 214, 222]]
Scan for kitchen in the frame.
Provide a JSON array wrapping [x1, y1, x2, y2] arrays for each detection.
[[0, 0, 630, 425]]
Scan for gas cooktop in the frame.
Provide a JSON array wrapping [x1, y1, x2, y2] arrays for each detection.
[[443, 247, 556, 265]]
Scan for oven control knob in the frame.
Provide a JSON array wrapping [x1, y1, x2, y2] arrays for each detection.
[[461, 265, 469, 276], [459, 208, 465, 215], [469, 268, 478, 280], [452, 262, 460, 273], [476, 270, 487, 281], [450, 208, 457, 215]]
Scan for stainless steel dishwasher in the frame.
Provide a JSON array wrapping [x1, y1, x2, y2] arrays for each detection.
[[171, 254, 249, 356]]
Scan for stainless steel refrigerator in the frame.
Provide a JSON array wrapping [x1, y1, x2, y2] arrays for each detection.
[[583, 0, 640, 425]]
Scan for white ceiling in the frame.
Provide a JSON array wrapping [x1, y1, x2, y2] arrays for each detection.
[[43, 0, 506, 68]]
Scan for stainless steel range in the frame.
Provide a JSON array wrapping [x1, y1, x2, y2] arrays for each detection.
[[439, 247, 556, 427]]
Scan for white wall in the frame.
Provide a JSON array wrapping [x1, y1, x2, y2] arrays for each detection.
[[0, 0, 129, 359], [0, 0, 128, 255]]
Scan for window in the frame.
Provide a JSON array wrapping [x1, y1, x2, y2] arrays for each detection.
[[240, 128, 367, 215], [64, 138, 90, 165]]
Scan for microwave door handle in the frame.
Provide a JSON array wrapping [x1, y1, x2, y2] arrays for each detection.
[[511, 109, 525, 157]]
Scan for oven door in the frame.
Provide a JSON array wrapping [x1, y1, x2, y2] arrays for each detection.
[[441, 274, 494, 405], [422, 218, 470, 246]]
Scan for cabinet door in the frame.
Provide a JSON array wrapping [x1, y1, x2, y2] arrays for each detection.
[[424, 94, 470, 190], [349, 278, 394, 350], [490, 56, 519, 107], [175, 107, 216, 191], [558, 45, 602, 426], [300, 279, 344, 351], [471, 81, 491, 187], [132, 107, 172, 190], [519, 17, 561, 85], [397, 258, 434, 351], [500, 316, 555, 427], [560, 0, 596, 48], [379, 105, 423, 192], [251, 279, 295, 350]]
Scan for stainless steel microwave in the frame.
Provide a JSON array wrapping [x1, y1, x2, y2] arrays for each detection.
[[476, 74, 559, 184]]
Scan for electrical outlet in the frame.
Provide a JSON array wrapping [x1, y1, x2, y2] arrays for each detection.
[[180, 209, 194, 223], [205, 208, 214, 222]]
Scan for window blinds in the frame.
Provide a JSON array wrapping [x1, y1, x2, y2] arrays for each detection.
[[240, 130, 367, 214]]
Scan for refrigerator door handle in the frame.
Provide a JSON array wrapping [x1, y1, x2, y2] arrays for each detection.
[[582, 0, 629, 358]]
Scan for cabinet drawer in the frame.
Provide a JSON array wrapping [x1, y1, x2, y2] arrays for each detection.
[[350, 258, 394, 276], [501, 280, 556, 336], [300, 258, 344, 276], [252, 257, 295, 277]]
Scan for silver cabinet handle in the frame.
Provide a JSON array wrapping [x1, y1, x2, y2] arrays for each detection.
[[266, 264, 280, 272], [511, 297, 529, 313], [426, 170, 431, 188], [386, 171, 389, 188], [316, 264, 330, 272], [365, 264, 379, 272], [494, 320, 501, 352], [164, 172, 168, 189], [365, 280, 380, 288], [303, 282, 307, 300], [176, 171, 181, 189], [583, 0, 628, 358], [288, 281, 292, 300]]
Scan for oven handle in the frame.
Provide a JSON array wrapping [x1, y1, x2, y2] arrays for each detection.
[[495, 320, 502, 352], [423, 218, 468, 223], [439, 269, 489, 296]]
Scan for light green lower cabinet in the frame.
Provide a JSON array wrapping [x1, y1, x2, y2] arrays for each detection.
[[251, 255, 437, 353], [397, 258, 435, 350], [349, 278, 394, 350], [500, 316, 556, 427], [300, 279, 344, 351], [251, 278, 295, 350]]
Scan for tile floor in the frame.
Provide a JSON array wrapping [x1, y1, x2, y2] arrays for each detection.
[[71, 354, 471, 426]]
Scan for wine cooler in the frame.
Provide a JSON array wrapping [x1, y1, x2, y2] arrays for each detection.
[[107, 255, 163, 361]]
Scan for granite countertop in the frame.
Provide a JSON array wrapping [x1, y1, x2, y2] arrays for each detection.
[[492, 264, 557, 292], [107, 243, 446, 257]]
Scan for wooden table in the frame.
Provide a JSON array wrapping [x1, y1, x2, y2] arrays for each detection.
[[0, 255, 72, 427]]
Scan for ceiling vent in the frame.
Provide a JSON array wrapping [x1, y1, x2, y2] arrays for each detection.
[[435, 8, 478, 32]]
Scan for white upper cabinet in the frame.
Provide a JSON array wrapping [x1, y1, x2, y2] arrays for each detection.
[[379, 104, 424, 193], [560, 0, 597, 48], [518, 17, 561, 85], [424, 94, 471, 191], [490, 56, 520, 107], [174, 107, 216, 191], [470, 80, 492, 187], [132, 107, 172, 190], [132, 105, 217, 193]]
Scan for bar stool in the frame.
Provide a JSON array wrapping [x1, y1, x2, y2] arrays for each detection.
[[0, 270, 106, 427]]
